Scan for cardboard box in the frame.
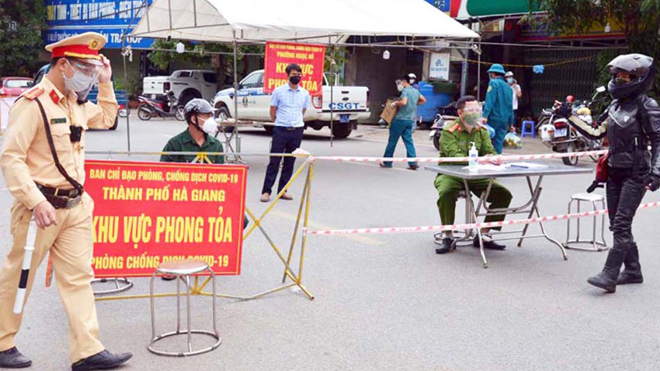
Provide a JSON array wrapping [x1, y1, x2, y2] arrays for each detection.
[[380, 99, 398, 125]]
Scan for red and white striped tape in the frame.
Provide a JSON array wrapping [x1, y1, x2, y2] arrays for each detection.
[[305, 201, 660, 236], [313, 150, 608, 164]]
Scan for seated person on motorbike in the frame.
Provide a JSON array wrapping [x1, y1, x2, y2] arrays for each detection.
[[434, 95, 513, 254]]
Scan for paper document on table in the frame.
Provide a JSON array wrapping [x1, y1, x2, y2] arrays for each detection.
[[507, 162, 549, 170], [461, 164, 506, 171]]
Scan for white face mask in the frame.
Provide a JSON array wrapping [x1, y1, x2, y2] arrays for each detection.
[[397, 84, 404, 92], [410, 79, 416, 85], [201, 117, 219, 136], [62, 60, 98, 98]]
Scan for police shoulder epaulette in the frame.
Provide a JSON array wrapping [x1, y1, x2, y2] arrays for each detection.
[[446, 123, 462, 133], [22, 86, 44, 100]]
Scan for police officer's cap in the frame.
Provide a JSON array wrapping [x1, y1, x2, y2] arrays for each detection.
[[45, 32, 107, 66]]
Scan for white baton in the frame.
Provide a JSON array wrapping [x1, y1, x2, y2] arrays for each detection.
[[13, 220, 38, 315]]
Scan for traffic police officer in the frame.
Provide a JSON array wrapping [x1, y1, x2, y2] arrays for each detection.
[[483, 64, 514, 154], [0, 33, 132, 370], [434, 95, 512, 254]]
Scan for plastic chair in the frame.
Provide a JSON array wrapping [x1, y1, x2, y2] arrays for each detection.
[[521, 120, 535, 138]]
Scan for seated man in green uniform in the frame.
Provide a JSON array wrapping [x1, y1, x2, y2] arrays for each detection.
[[160, 99, 224, 164], [434, 95, 513, 254], [160, 99, 226, 281]]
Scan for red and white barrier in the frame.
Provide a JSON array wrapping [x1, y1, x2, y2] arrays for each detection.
[[313, 150, 608, 164], [305, 201, 660, 236]]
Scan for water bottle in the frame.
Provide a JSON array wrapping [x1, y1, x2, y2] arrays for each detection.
[[469, 142, 478, 172]]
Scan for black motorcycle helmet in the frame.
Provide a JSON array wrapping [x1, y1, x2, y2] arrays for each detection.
[[184, 98, 216, 133], [607, 53, 655, 100]]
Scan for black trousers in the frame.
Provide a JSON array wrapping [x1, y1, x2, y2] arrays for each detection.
[[262, 126, 304, 195], [606, 167, 648, 251]]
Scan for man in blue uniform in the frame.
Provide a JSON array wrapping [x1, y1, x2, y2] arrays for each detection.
[[483, 64, 514, 154]]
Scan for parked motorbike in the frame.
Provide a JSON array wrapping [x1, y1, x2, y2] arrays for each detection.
[[538, 86, 607, 166], [429, 103, 458, 150], [137, 91, 185, 121]]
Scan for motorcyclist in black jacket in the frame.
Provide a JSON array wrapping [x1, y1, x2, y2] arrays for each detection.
[[556, 53, 660, 293]]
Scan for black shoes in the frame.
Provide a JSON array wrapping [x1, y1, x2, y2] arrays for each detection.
[[473, 237, 506, 250], [617, 243, 644, 285], [71, 350, 133, 371], [0, 347, 31, 369], [435, 237, 456, 254], [407, 165, 420, 171], [588, 249, 626, 293]]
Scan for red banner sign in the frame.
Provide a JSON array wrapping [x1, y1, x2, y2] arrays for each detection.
[[263, 41, 326, 95], [85, 160, 247, 278]]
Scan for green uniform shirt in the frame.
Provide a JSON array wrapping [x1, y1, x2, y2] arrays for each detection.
[[394, 86, 421, 121], [483, 77, 514, 125], [439, 119, 497, 163], [160, 129, 225, 164]]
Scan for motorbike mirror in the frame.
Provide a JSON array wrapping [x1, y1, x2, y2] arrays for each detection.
[[596, 86, 606, 93]]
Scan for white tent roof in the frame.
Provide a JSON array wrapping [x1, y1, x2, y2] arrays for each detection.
[[131, 0, 479, 44]]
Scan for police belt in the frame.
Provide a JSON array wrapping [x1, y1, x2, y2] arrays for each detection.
[[38, 185, 82, 209]]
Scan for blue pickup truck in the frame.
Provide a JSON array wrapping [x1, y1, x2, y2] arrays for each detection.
[[34, 65, 128, 130]]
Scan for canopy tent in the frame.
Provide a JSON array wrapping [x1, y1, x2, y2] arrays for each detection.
[[125, 0, 478, 153], [130, 0, 480, 43]]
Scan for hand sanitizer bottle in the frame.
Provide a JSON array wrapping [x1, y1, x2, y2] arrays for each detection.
[[469, 142, 478, 172]]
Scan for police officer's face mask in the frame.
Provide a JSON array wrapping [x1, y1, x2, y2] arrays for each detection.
[[461, 108, 483, 127], [62, 59, 99, 99]]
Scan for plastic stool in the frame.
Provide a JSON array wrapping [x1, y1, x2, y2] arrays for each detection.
[[149, 259, 221, 357], [521, 120, 535, 138], [565, 193, 608, 252], [434, 190, 475, 247]]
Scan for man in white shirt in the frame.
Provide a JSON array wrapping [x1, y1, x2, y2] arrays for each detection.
[[261, 63, 310, 202], [506, 71, 522, 130]]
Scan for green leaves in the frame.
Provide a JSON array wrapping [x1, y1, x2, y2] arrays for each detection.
[[0, 0, 46, 77], [532, 0, 660, 98]]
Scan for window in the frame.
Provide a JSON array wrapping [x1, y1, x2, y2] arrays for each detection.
[[240, 72, 262, 88], [174, 71, 192, 78], [203, 73, 218, 84], [5, 80, 32, 88]]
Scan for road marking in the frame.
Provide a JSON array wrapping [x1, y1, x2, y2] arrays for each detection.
[[270, 210, 382, 246]]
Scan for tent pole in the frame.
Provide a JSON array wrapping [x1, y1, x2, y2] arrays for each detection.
[[329, 38, 334, 148], [122, 46, 131, 153], [477, 41, 481, 101], [460, 40, 471, 97], [233, 31, 240, 162]]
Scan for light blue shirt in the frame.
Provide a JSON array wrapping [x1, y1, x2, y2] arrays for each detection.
[[270, 84, 311, 127]]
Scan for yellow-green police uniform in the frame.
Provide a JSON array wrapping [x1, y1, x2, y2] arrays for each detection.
[[434, 120, 512, 227]]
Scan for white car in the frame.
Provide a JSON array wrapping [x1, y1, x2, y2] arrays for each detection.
[[143, 70, 218, 106], [213, 69, 370, 138]]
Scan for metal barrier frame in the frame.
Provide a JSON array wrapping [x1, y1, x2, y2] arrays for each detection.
[[82, 151, 315, 303]]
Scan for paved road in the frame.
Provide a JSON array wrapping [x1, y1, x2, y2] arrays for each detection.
[[1, 119, 659, 371]]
